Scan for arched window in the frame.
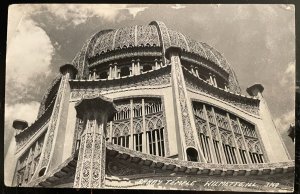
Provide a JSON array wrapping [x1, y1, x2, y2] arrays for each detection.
[[237, 138, 247, 164], [134, 132, 143, 152], [213, 139, 222, 163], [120, 66, 130, 77], [248, 141, 264, 163], [195, 118, 212, 163], [99, 71, 108, 79], [147, 128, 165, 156], [221, 134, 237, 164], [186, 148, 199, 162], [143, 64, 152, 72]]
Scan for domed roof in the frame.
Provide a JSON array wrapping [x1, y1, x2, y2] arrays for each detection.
[[72, 21, 240, 93]]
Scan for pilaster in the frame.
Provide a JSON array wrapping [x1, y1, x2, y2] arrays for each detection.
[[165, 47, 206, 162], [32, 64, 77, 180], [247, 84, 290, 162]]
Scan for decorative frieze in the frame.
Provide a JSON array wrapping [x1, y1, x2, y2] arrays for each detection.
[[88, 46, 162, 67], [184, 68, 260, 116], [69, 65, 171, 100]]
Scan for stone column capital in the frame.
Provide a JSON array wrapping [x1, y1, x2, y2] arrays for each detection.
[[165, 46, 182, 60], [246, 84, 264, 96], [75, 95, 116, 121], [59, 64, 78, 79], [12, 119, 28, 130]]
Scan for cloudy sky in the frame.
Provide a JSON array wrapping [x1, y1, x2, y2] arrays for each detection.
[[5, 4, 295, 157]]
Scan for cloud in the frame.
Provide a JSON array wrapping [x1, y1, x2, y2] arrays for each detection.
[[274, 110, 295, 134], [4, 102, 40, 146], [5, 102, 40, 129], [9, 4, 149, 28], [6, 16, 54, 104], [127, 7, 148, 18], [43, 4, 126, 25], [280, 61, 295, 89], [36, 4, 147, 25], [6, 18, 53, 83], [171, 4, 186, 10]]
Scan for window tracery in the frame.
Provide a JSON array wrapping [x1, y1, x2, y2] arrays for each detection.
[[107, 97, 167, 157], [193, 101, 265, 165]]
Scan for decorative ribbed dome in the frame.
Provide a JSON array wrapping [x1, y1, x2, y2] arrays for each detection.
[[72, 21, 240, 93]]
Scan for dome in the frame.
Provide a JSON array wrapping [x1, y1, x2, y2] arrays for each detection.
[[72, 21, 240, 93]]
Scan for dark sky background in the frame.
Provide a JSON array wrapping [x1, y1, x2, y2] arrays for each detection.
[[5, 4, 295, 157]]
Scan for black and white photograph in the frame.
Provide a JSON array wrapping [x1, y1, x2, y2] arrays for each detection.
[[4, 4, 295, 192]]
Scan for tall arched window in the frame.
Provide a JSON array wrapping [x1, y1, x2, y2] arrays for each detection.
[[111, 126, 130, 148], [192, 101, 265, 164], [195, 118, 211, 163], [133, 122, 143, 152], [147, 128, 165, 156], [134, 132, 143, 151], [221, 135, 237, 164], [109, 97, 166, 156], [236, 138, 247, 164], [248, 141, 264, 163]]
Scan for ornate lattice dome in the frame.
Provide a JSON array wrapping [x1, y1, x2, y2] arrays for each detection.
[[72, 21, 240, 93]]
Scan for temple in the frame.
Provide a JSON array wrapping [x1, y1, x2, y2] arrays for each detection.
[[5, 21, 294, 191]]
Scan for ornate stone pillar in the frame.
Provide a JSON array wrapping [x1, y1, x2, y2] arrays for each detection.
[[31, 64, 77, 180], [247, 84, 290, 162], [209, 73, 214, 85], [213, 75, 217, 87], [92, 69, 96, 80], [155, 58, 159, 70], [108, 63, 113, 79], [131, 59, 135, 75], [73, 95, 116, 188], [195, 67, 199, 78], [165, 47, 206, 162], [6, 120, 28, 186], [114, 62, 118, 78], [136, 59, 141, 75]]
